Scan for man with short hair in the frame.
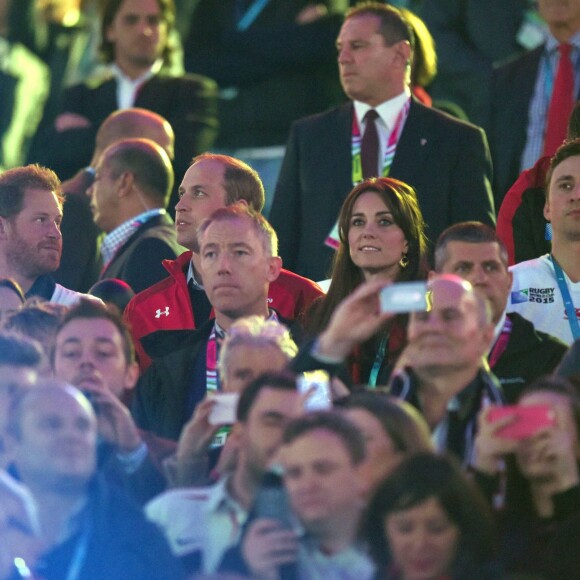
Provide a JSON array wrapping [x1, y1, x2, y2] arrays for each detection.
[[270, 2, 495, 280], [86, 137, 183, 293], [509, 138, 580, 345], [4, 383, 184, 579], [125, 153, 323, 371], [32, 0, 218, 184], [52, 299, 175, 503], [133, 204, 291, 439], [490, 0, 580, 203], [304, 275, 504, 465], [228, 411, 374, 580], [56, 107, 177, 292], [0, 164, 96, 305], [434, 221, 567, 402], [146, 371, 304, 576]]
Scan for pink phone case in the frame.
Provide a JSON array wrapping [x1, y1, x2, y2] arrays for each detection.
[[487, 405, 556, 440]]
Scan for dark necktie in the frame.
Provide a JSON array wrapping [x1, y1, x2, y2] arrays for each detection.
[[361, 109, 380, 178], [544, 43, 575, 157]]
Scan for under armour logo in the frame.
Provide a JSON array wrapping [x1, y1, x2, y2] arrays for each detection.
[[155, 307, 170, 318]]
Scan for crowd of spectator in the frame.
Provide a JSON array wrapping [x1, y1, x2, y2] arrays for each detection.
[[3, 0, 580, 579]]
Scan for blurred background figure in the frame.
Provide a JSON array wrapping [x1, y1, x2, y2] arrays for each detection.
[[0, 470, 42, 580], [362, 452, 500, 579], [0, 278, 25, 321], [88, 278, 135, 316], [336, 391, 433, 495], [0, 332, 43, 469], [0, 0, 49, 170], [2, 300, 65, 376], [472, 375, 580, 577], [180, 0, 347, 215]]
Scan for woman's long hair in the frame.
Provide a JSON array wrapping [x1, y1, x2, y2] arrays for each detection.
[[305, 177, 428, 335]]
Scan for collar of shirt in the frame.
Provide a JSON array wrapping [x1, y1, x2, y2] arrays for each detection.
[[354, 88, 411, 134], [544, 29, 580, 54], [491, 310, 507, 349], [110, 59, 163, 109], [207, 476, 248, 520], [187, 259, 205, 290], [101, 208, 166, 266]]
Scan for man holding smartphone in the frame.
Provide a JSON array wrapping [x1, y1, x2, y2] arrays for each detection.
[[229, 412, 374, 580], [303, 275, 504, 466]]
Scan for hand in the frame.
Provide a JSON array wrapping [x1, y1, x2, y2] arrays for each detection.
[[242, 519, 299, 580], [176, 398, 221, 463], [318, 279, 395, 360], [82, 384, 142, 453], [55, 112, 92, 132], [296, 4, 327, 24], [473, 406, 519, 475], [519, 425, 580, 491]]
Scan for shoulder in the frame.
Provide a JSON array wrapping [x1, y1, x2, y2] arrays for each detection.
[[494, 45, 544, 77], [292, 103, 352, 132], [146, 481, 222, 519], [125, 252, 189, 306], [508, 312, 567, 349], [276, 269, 323, 296], [410, 100, 484, 138], [150, 72, 218, 94], [510, 255, 552, 278]]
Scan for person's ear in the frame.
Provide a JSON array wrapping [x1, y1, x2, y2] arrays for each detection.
[[266, 256, 282, 282], [123, 361, 139, 391], [117, 171, 134, 199]]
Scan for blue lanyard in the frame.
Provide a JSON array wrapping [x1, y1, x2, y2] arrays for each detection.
[[237, 0, 272, 31], [550, 254, 580, 340], [368, 334, 388, 388]]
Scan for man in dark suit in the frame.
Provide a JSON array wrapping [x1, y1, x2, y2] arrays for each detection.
[[489, 0, 580, 204], [86, 137, 184, 293], [31, 0, 218, 185], [270, 2, 495, 281]]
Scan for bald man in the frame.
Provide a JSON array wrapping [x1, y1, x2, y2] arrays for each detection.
[[4, 383, 184, 579], [55, 108, 176, 292], [86, 138, 184, 293]]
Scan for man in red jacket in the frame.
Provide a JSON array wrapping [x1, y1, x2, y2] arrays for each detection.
[[124, 153, 323, 371]]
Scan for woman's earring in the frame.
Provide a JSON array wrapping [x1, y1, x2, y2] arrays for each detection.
[[399, 254, 409, 269]]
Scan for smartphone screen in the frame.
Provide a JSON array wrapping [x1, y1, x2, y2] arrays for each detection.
[[379, 282, 428, 313], [487, 405, 556, 440], [296, 370, 332, 411]]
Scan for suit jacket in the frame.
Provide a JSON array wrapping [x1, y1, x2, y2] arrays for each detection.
[[488, 47, 543, 204], [493, 312, 567, 403], [101, 213, 185, 294], [32, 71, 218, 181], [270, 99, 495, 280]]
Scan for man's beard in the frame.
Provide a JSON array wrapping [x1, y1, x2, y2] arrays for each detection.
[[5, 237, 61, 279]]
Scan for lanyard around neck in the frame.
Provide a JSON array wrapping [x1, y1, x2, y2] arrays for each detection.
[[351, 98, 411, 186], [550, 254, 580, 340]]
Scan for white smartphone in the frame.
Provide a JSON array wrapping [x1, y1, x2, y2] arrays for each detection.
[[208, 392, 240, 425], [296, 370, 332, 411], [379, 281, 428, 313]]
